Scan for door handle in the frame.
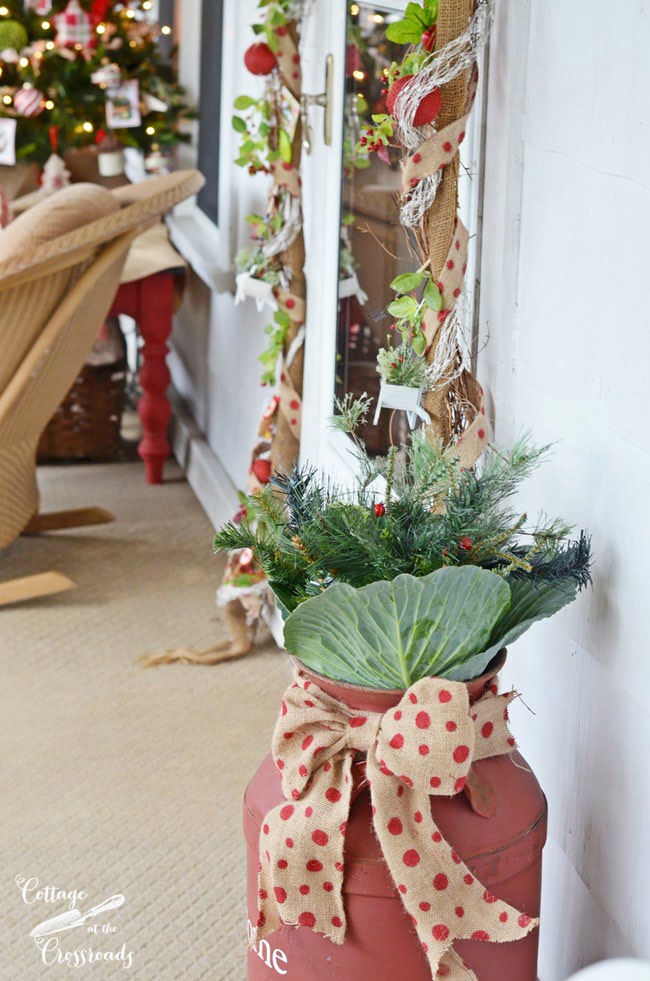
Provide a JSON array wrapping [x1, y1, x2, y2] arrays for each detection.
[[300, 53, 334, 155]]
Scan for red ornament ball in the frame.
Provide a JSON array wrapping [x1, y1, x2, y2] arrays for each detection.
[[251, 458, 272, 484], [386, 75, 442, 126], [459, 536, 473, 551], [244, 42, 278, 76], [374, 502, 386, 518]]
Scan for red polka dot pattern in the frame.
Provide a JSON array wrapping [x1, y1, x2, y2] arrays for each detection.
[[253, 671, 537, 978]]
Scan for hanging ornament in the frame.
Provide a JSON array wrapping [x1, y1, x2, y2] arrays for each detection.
[[90, 0, 111, 22], [386, 76, 442, 127], [374, 502, 386, 518], [13, 85, 45, 118], [24, 0, 53, 14], [244, 42, 277, 76], [0, 21, 29, 55], [53, 0, 94, 48], [96, 132, 125, 177], [91, 63, 121, 88], [144, 148, 169, 175], [40, 126, 70, 194], [0, 117, 17, 166]]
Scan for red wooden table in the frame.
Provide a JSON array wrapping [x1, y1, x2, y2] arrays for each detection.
[[109, 270, 179, 484]]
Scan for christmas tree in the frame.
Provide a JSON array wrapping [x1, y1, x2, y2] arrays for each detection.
[[0, 0, 193, 166]]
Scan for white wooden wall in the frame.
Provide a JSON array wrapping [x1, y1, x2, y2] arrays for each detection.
[[479, 3, 650, 979], [171, 0, 281, 491]]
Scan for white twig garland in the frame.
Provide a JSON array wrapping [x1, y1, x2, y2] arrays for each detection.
[[425, 288, 472, 389], [394, 0, 495, 148], [400, 170, 443, 227], [262, 192, 302, 257]]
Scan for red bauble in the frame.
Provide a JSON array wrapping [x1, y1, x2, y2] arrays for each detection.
[[459, 537, 473, 551], [244, 42, 277, 76], [421, 25, 437, 52], [386, 75, 442, 126], [251, 458, 272, 484], [374, 502, 386, 518]]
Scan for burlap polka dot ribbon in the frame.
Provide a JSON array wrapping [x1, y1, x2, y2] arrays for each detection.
[[400, 65, 479, 202], [254, 672, 538, 980], [423, 219, 469, 344], [269, 160, 301, 198], [275, 28, 302, 97]]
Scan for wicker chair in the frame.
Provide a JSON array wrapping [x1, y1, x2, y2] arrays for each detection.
[[0, 170, 204, 604]]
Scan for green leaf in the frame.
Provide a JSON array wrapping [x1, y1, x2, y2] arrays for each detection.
[[390, 272, 424, 293], [405, 1, 430, 28], [278, 127, 292, 163], [274, 309, 291, 328], [283, 568, 511, 689], [423, 279, 443, 312], [412, 333, 426, 356], [234, 95, 257, 110], [232, 115, 247, 133], [387, 296, 418, 320], [424, 0, 439, 19], [445, 577, 578, 681], [385, 19, 422, 44]]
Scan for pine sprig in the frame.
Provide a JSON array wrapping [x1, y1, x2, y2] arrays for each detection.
[[213, 426, 592, 613]]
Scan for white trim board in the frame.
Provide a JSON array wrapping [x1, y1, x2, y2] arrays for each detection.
[[169, 390, 239, 531]]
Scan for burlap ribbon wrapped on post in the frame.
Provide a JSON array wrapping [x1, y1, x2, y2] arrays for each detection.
[[254, 670, 538, 980]]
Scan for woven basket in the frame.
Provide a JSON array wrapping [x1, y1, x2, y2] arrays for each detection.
[[37, 317, 127, 462]]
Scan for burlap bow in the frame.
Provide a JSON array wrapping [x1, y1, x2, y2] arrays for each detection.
[[254, 671, 538, 980]]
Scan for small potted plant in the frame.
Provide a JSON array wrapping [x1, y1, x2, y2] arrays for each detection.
[[374, 340, 432, 427], [373, 267, 443, 427], [215, 396, 591, 980]]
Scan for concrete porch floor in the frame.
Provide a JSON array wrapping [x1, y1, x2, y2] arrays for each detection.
[[0, 459, 289, 979]]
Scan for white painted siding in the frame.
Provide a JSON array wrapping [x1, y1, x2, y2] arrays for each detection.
[[479, 3, 650, 978], [171, 0, 280, 491]]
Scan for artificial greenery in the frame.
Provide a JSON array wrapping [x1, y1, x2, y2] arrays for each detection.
[[377, 340, 428, 387], [214, 394, 591, 684], [0, 1, 193, 165]]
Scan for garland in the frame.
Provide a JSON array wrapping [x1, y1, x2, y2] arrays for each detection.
[[359, 0, 494, 467], [213, 0, 308, 651]]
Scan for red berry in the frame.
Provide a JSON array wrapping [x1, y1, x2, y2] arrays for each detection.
[[244, 42, 277, 76], [386, 76, 441, 126], [421, 25, 437, 52], [459, 537, 473, 551], [374, 503, 386, 518]]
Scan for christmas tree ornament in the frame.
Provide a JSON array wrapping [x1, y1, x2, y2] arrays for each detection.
[[0, 116, 16, 165], [41, 152, 70, 193], [386, 76, 442, 127], [13, 85, 45, 118], [0, 21, 29, 55], [91, 63, 122, 88], [244, 42, 277, 76], [24, 0, 53, 14], [144, 147, 169, 175], [54, 0, 94, 48], [90, 0, 111, 22], [374, 502, 386, 517], [96, 132, 125, 177], [40, 125, 70, 193]]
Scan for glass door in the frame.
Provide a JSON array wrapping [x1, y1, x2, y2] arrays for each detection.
[[300, 0, 484, 478]]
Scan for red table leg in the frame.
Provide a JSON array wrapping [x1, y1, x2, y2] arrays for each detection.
[[135, 272, 176, 484]]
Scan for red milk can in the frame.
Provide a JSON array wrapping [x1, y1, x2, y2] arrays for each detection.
[[243, 654, 547, 980]]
